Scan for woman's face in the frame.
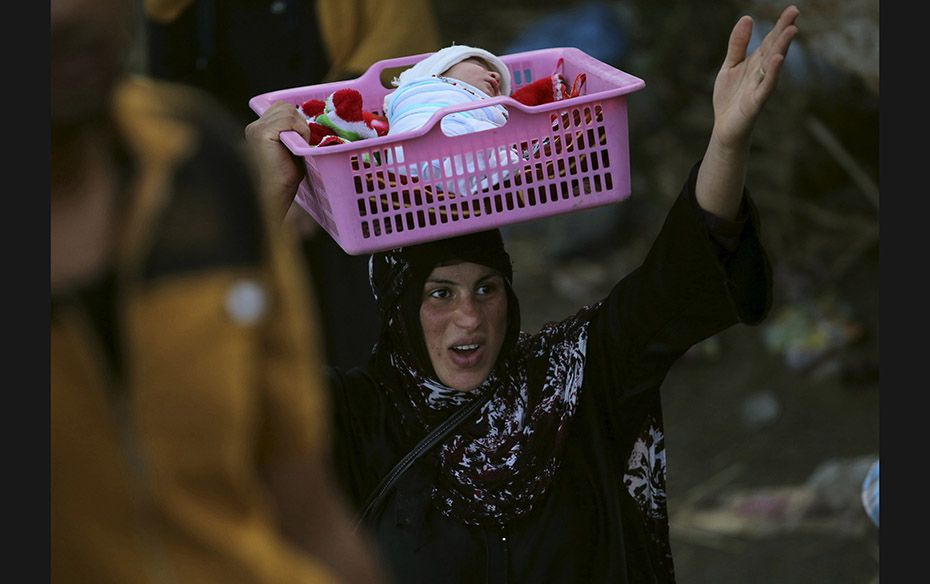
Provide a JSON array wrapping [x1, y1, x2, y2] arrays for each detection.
[[420, 261, 508, 391], [442, 58, 502, 97]]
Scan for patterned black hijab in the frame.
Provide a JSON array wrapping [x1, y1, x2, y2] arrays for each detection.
[[369, 229, 592, 526]]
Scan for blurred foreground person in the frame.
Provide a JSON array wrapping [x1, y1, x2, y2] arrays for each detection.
[[51, 0, 384, 582]]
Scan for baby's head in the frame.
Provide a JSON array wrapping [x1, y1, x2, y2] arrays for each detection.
[[392, 45, 512, 97], [442, 57, 503, 97]]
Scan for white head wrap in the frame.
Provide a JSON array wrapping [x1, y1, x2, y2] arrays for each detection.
[[392, 45, 512, 96]]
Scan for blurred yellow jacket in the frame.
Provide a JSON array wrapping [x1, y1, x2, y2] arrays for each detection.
[[51, 77, 338, 584]]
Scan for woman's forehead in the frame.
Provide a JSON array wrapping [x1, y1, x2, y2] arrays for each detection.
[[426, 261, 502, 281]]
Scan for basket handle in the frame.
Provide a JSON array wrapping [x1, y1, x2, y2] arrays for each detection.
[[354, 52, 437, 87], [399, 95, 539, 139], [277, 95, 539, 155], [279, 130, 315, 157], [268, 54, 646, 154], [263, 51, 441, 157]]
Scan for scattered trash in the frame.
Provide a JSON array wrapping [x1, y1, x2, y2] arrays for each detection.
[[761, 294, 866, 375], [806, 455, 875, 513], [672, 455, 876, 539], [674, 485, 819, 538]]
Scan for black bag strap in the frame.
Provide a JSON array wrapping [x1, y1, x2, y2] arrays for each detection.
[[353, 391, 491, 531]]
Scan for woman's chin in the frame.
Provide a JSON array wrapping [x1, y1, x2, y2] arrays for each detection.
[[439, 369, 491, 392]]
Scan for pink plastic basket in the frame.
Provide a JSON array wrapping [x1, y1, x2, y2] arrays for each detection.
[[249, 47, 645, 255]]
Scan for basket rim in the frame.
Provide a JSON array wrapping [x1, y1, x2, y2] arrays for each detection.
[[249, 46, 645, 156]]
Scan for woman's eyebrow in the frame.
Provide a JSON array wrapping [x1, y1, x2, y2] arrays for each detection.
[[425, 272, 501, 286], [425, 277, 456, 285]]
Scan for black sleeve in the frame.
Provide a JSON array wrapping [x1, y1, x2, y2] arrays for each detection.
[[585, 159, 773, 398], [701, 198, 749, 259]]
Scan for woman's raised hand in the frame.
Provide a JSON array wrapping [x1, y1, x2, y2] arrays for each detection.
[[710, 5, 800, 151]]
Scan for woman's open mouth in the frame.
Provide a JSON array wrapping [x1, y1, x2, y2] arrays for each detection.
[[448, 343, 483, 367]]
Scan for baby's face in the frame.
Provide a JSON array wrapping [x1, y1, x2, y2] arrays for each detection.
[[442, 58, 502, 97]]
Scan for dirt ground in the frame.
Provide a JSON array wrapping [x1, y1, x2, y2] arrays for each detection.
[[435, 0, 881, 582]]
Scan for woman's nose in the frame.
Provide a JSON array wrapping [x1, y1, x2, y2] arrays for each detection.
[[453, 296, 481, 328]]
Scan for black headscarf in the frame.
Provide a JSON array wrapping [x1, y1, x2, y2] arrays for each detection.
[[368, 229, 594, 526]]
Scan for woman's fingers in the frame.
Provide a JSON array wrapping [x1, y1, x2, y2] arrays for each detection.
[[723, 5, 799, 76], [758, 6, 800, 64], [246, 100, 311, 144], [756, 7, 799, 92], [722, 15, 753, 70]]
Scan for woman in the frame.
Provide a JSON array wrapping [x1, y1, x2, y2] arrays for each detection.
[[246, 6, 799, 582]]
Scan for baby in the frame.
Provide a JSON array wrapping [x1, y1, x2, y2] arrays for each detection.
[[383, 45, 518, 193], [382, 45, 584, 194], [384, 45, 513, 137]]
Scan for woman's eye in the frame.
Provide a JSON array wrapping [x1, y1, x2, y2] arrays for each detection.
[[477, 284, 496, 295], [428, 288, 449, 299]]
